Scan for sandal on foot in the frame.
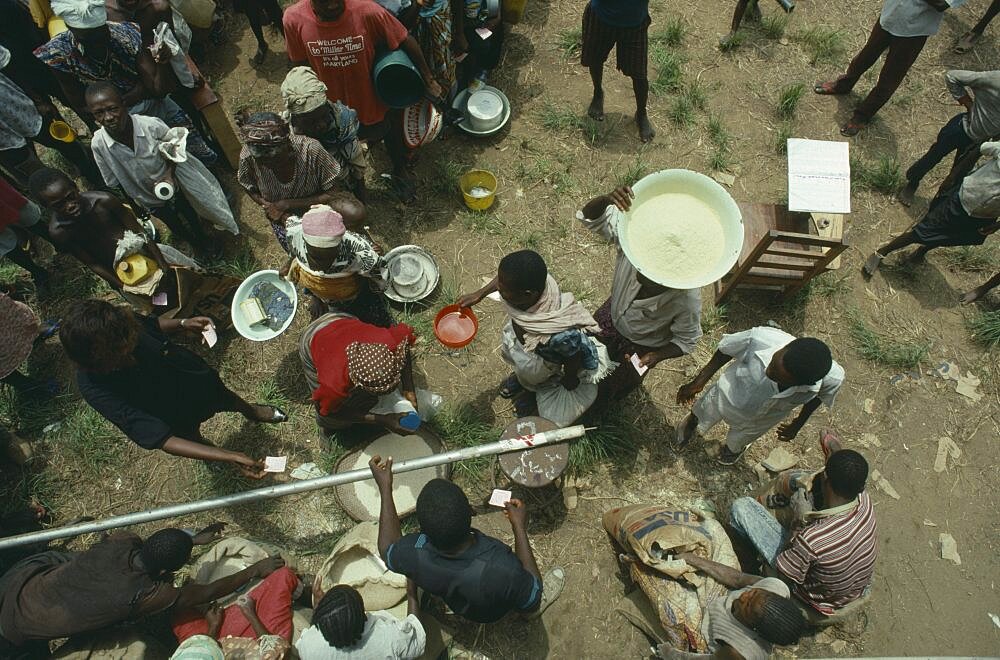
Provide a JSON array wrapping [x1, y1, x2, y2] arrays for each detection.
[[672, 415, 696, 451], [499, 374, 524, 399], [819, 428, 841, 459], [526, 566, 565, 618], [862, 252, 884, 279], [716, 445, 746, 466], [840, 119, 867, 137], [814, 80, 847, 95], [953, 30, 981, 54], [250, 47, 268, 68], [256, 404, 289, 423]]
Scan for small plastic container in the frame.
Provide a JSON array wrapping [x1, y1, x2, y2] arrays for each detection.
[[48, 120, 77, 143], [399, 412, 421, 431], [434, 305, 479, 349], [459, 169, 497, 211]]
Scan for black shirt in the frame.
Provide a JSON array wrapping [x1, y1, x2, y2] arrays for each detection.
[[76, 316, 229, 449], [386, 529, 541, 623]]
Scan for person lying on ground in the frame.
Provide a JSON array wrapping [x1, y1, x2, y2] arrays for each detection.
[[897, 69, 1000, 207], [728, 431, 878, 624], [0, 524, 285, 655], [865, 140, 1000, 277], [295, 581, 425, 659], [300, 312, 435, 437], [35, 0, 218, 164], [961, 269, 1000, 303], [283, 0, 442, 199], [86, 82, 237, 257], [578, 186, 701, 402], [814, 0, 954, 136], [237, 112, 366, 253], [953, 0, 1000, 53], [278, 204, 391, 327], [456, 249, 615, 426], [579, 0, 655, 142], [719, 0, 793, 49], [655, 557, 806, 660], [370, 457, 564, 624], [59, 299, 287, 477], [281, 66, 367, 202], [675, 328, 843, 466]]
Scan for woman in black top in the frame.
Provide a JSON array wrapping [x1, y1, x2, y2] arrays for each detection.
[[60, 300, 288, 478]]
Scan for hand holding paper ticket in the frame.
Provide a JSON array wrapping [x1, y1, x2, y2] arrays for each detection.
[[489, 488, 512, 507], [264, 456, 287, 473]]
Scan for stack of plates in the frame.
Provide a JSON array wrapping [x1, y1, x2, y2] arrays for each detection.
[[383, 245, 440, 303]]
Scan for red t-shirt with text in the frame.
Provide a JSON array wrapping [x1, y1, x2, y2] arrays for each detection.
[[283, 0, 408, 126]]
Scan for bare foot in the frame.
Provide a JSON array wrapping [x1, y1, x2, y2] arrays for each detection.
[[636, 114, 655, 143], [587, 91, 605, 121], [862, 251, 884, 279], [896, 183, 916, 207], [953, 30, 982, 54], [960, 287, 985, 304]]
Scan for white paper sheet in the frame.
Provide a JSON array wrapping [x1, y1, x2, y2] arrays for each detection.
[[787, 138, 851, 214]]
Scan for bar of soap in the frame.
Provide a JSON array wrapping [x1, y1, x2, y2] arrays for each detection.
[[240, 297, 267, 325]]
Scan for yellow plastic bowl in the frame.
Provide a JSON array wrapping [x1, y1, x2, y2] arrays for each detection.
[[459, 170, 497, 211]]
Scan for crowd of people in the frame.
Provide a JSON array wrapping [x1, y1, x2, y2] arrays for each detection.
[[0, 0, 997, 656]]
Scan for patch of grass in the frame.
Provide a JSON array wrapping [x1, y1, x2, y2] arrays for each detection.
[[967, 309, 1000, 347], [650, 46, 684, 96], [852, 155, 904, 194], [777, 83, 805, 120], [520, 230, 541, 250], [805, 272, 851, 299], [701, 304, 728, 333], [396, 303, 436, 341], [568, 411, 635, 473], [652, 17, 686, 47], [614, 155, 649, 189], [943, 245, 999, 272], [316, 440, 350, 474], [429, 403, 500, 483], [775, 121, 793, 154], [432, 159, 465, 196], [683, 82, 708, 111], [557, 27, 582, 57], [760, 14, 788, 39], [52, 406, 125, 472], [538, 103, 584, 132], [257, 378, 291, 412], [458, 210, 506, 234], [718, 31, 743, 52], [209, 245, 260, 279], [0, 260, 25, 287], [797, 26, 845, 64], [849, 316, 931, 369], [668, 96, 695, 126], [708, 147, 733, 172], [707, 115, 732, 151]]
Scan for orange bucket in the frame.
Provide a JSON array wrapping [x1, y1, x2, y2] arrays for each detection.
[[434, 305, 479, 348]]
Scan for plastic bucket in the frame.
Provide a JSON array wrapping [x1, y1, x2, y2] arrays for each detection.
[[434, 305, 479, 349], [502, 0, 527, 24], [48, 120, 76, 143], [373, 50, 425, 109], [459, 169, 497, 211]]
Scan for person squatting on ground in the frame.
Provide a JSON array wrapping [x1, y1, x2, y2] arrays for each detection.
[[675, 327, 844, 466]]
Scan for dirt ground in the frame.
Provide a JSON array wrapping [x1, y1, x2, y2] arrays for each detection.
[[3, 0, 1000, 657]]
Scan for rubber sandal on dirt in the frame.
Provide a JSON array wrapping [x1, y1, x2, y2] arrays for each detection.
[[526, 566, 566, 619], [862, 252, 884, 279], [840, 119, 866, 137], [257, 404, 289, 423], [499, 374, 524, 399], [953, 31, 980, 54], [672, 416, 695, 451], [814, 80, 846, 95], [819, 429, 841, 459], [716, 445, 746, 466]]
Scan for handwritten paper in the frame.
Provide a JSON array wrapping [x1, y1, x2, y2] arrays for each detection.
[[787, 138, 851, 214], [489, 488, 512, 507]]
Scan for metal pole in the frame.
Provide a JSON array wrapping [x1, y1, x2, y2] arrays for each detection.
[[0, 426, 587, 551]]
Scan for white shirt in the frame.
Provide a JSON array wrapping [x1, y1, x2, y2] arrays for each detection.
[[294, 612, 425, 660], [879, 0, 962, 38], [945, 69, 1000, 142], [959, 141, 1000, 218], [709, 326, 844, 430], [91, 114, 172, 208], [576, 205, 702, 352]]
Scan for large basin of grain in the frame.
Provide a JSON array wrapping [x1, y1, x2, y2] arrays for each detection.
[[621, 169, 743, 289]]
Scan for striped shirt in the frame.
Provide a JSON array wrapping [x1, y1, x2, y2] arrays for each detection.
[[776, 491, 878, 614]]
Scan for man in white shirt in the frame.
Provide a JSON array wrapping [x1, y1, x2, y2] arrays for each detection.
[[898, 69, 1000, 206], [576, 186, 702, 400], [675, 327, 844, 466], [814, 0, 960, 136], [865, 141, 1000, 277]]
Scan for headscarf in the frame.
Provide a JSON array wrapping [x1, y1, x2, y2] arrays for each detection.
[[301, 204, 345, 248], [50, 0, 107, 28], [237, 113, 290, 146], [281, 67, 329, 116], [504, 275, 600, 351], [346, 341, 408, 394]]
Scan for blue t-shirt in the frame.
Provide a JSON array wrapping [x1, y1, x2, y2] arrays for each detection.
[[385, 530, 542, 623], [590, 0, 649, 28]]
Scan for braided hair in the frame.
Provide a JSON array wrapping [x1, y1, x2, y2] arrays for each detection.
[[313, 585, 367, 648], [752, 591, 807, 645]]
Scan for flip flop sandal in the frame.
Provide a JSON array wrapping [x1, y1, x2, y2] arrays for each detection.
[[953, 31, 980, 54], [819, 428, 840, 459], [715, 445, 746, 466], [525, 566, 566, 619], [256, 404, 289, 423], [840, 119, 866, 137], [813, 80, 846, 95], [499, 374, 524, 399], [862, 252, 884, 279], [672, 418, 694, 451]]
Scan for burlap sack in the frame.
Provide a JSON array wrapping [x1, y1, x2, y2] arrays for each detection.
[[314, 522, 407, 612], [752, 469, 820, 529], [602, 504, 739, 652]]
